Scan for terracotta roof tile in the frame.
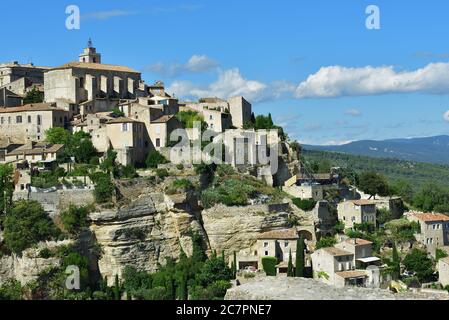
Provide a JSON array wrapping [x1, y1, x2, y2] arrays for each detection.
[[411, 212, 449, 222], [322, 247, 353, 257], [51, 61, 140, 74], [0, 103, 65, 114], [344, 238, 373, 246], [257, 228, 299, 240], [335, 270, 367, 279]]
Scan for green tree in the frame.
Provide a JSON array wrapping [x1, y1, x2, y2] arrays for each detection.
[[316, 236, 337, 249], [391, 242, 400, 280], [0, 164, 14, 218], [261, 257, 277, 276], [295, 236, 305, 277], [3, 200, 60, 254], [413, 183, 449, 213], [436, 248, 448, 262], [287, 249, 294, 277], [146, 150, 168, 169], [357, 171, 390, 199], [60, 205, 91, 236], [100, 149, 118, 174], [232, 251, 237, 279], [23, 86, 44, 104], [403, 249, 434, 282], [93, 174, 115, 204]]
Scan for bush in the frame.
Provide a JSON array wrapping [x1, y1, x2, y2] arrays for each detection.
[[94, 175, 115, 204], [156, 169, 169, 180], [0, 279, 22, 300], [3, 200, 60, 254], [316, 237, 337, 249], [172, 179, 193, 190], [38, 248, 53, 259], [60, 205, 91, 235], [292, 198, 317, 212], [146, 150, 168, 169], [176, 163, 184, 170], [261, 257, 277, 276], [403, 249, 434, 282], [201, 179, 256, 208]]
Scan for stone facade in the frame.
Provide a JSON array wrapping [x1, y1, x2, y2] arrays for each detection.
[[438, 257, 449, 287], [338, 200, 377, 229], [407, 212, 449, 256]]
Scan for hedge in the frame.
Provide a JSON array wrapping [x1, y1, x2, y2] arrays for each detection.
[[261, 257, 278, 276]]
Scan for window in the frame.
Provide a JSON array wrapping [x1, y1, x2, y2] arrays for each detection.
[[155, 125, 161, 134], [122, 123, 128, 132], [0, 117, 3, 124], [37, 115, 41, 125], [27, 116, 31, 123], [16, 116, 22, 123], [284, 241, 289, 247], [264, 242, 268, 248], [209, 115, 213, 120], [264, 251, 268, 256], [156, 138, 160, 147], [351, 216, 356, 222]]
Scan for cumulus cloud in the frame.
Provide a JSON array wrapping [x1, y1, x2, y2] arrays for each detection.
[[345, 108, 362, 117], [167, 68, 294, 102], [145, 55, 219, 77], [295, 63, 449, 98], [444, 110, 449, 122], [82, 10, 137, 20]]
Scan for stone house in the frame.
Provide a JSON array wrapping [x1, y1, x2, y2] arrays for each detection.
[[148, 115, 182, 150], [438, 257, 449, 287], [283, 183, 324, 201], [44, 43, 142, 114], [257, 228, 299, 272], [338, 200, 377, 229], [3, 142, 63, 167], [407, 212, 449, 256], [105, 117, 150, 166], [0, 87, 23, 107], [335, 238, 380, 269], [311, 247, 368, 288], [0, 61, 48, 89], [0, 103, 69, 143]]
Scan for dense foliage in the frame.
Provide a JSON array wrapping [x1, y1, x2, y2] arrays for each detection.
[[23, 87, 44, 104], [292, 198, 317, 212], [146, 150, 169, 169], [261, 257, 277, 276], [402, 249, 434, 282], [3, 200, 60, 254], [60, 205, 92, 236], [45, 128, 96, 164]]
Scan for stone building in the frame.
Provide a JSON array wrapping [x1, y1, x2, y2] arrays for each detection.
[[438, 257, 449, 287], [148, 115, 182, 150], [0, 61, 48, 89], [338, 200, 377, 229], [0, 103, 69, 143], [105, 117, 150, 166], [0, 87, 22, 107], [2, 142, 63, 166], [335, 238, 380, 269], [407, 212, 449, 256], [311, 247, 367, 288], [44, 42, 142, 115], [181, 96, 252, 131], [257, 228, 299, 273]]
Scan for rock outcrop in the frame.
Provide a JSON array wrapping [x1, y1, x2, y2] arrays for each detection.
[[225, 276, 449, 300], [201, 204, 292, 259], [89, 192, 205, 284], [0, 241, 69, 286]]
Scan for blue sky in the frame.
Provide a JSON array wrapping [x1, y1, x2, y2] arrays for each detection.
[[3, 0, 449, 144]]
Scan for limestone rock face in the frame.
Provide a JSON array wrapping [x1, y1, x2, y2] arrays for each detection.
[[201, 204, 291, 258], [0, 242, 67, 286], [89, 193, 205, 285], [225, 276, 449, 300]]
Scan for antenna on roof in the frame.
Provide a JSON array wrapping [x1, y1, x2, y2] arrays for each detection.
[[87, 38, 93, 48]]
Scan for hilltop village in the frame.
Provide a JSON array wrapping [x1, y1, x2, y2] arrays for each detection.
[[0, 41, 449, 300]]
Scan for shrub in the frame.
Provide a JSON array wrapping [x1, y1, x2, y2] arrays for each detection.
[[156, 169, 169, 180], [60, 205, 91, 235], [0, 279, 23, 300], [94, 175, 115, 204], [201, 179, 256, 208], [3, 200, 60, 254], [146, 150, 168, 169], [172, 179, 193, 190], [261, 257, 277, 276], [176, 163, 184, 170], [38, 248, 53, 259], [403, 249, 434, 282], [292, 198, 317, 212], [316, 237, 337, 249]]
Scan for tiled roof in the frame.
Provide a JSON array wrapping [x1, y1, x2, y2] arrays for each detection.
[[257, 228, 299, 240], [351, 200, 376, 206], [151, 115, 175, 123], [7, 142, 64, 156], [335, 270, 367, 279], [344, 238, 373, 246], [411, 212, 449, 222], [51, 62, 140, 74], [0, 103, 64, 114], [107, 117, 141, 124], [322, 247, 353, 257]]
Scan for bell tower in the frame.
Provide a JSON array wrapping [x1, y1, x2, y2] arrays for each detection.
[[79, 38, 102, 64]]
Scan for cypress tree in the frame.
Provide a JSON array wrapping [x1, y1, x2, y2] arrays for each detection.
[[233, 251, 237, 278], [113, 274, 121, 300], [179, 273, 188, 300], [287, 249, 293, 277], [295, 235, 305, 277], [392, 242, 400, 280]]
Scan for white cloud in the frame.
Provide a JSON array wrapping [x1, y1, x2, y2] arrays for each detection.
[[146, 55, 219, 77], [345, 108, 362, 116], [167, 68, 294, 102], [82, 10, 137, 20], [444, 110, 449, 122], [325, 140, 353, 146], [295, 63, 449, 98]]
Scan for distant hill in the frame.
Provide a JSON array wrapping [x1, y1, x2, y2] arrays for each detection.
[[303, 135, 449, 165], [302, 149, 449, 190]]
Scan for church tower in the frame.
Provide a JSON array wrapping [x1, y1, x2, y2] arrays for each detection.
[[79, 38, 102, 64]]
